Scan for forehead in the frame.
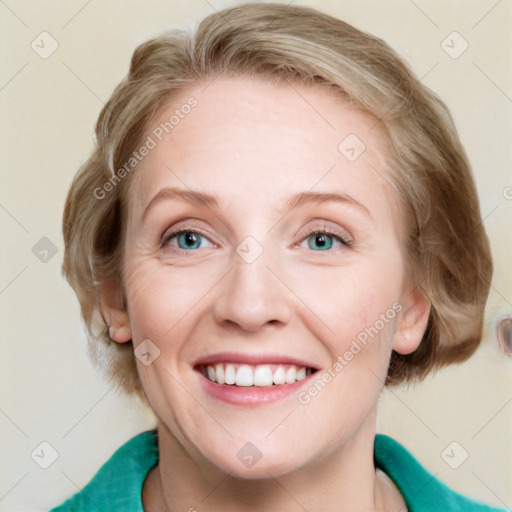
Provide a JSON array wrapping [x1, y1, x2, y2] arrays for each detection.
[[126, 77, 397, 227]]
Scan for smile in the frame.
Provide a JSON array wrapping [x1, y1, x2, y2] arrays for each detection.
[[198, 363, 316, 387], [193, 353, 320, 405]]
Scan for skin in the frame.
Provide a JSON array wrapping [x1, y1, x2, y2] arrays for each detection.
[[101, 77, 431, 511]]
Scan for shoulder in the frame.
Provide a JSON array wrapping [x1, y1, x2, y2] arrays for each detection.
[[374, 434, 507, 512], [48, 429, 159, 512]]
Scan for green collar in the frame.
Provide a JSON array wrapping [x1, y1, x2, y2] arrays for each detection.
[[50, 430, 505, 512]]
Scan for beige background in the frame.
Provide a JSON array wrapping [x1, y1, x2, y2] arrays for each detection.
[[0, 1, 510, 510]]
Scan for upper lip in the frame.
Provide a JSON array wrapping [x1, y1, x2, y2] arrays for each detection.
[[192, 352, 320, 370]]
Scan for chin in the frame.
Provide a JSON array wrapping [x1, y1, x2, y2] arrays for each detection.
[[201, 441, 309, 480], [220, 459, 301, 480]]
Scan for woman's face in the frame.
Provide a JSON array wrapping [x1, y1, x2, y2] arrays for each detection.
[[116, 77, 424, 477]]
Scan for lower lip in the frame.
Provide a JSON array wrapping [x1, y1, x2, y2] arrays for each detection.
[[196, 370, 316, 406]]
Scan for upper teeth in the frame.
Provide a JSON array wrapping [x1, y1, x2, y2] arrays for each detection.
[[201, 363, 312, 387]]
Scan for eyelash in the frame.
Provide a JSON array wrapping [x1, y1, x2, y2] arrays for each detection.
[[160, 224, 352, 254]]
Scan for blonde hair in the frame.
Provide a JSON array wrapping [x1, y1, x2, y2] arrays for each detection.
[[62, 2, 492, 399]]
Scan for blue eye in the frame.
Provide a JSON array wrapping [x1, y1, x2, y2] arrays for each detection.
[[161, 227, 351, 253], [161, 229, 214, 250], [302, 230, 349, 251]]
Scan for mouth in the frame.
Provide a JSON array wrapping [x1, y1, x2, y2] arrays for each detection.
[[196, 362, 318, 387], [192, 353, 321, 405]]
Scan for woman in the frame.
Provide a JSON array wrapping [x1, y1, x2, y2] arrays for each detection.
[[50, 3, 506, 511]]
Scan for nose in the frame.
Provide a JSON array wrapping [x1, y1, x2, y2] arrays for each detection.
[[212, 244, 292, 332]]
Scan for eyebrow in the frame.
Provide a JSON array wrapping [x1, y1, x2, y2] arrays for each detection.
[[142, 186, 372, 221]]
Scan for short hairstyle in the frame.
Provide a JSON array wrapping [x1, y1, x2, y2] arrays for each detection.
[[62, 2, 492, 400]]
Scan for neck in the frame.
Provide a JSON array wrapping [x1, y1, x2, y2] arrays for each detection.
[[142, 408, 400, 512]]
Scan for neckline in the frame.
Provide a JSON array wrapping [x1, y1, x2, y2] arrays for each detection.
[[137, 431, 409, 511], [50, 429, 504, 511]]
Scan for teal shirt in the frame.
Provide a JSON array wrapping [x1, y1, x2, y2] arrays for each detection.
[[48, 430, 506, 511]]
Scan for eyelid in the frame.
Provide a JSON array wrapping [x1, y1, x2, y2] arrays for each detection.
[[296, 221, 353, 246], [160, 216, 216, 241]]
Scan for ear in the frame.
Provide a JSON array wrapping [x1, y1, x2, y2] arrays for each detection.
[[392, 288, 431, 355], [98, 278, 132, 343]]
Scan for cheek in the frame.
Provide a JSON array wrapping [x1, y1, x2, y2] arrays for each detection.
[[124, 256, 218, 342], [124, 261, 163, 340], [124, 257, 180, 342], [289, 257, 403, 347]]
